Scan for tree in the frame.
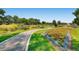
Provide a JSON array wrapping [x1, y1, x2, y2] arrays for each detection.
[[34, 19, 40, 24], [42, 21, 46, 24], [57, 20, 61, 25], [0, 9, 5, 16], [73, 9, 79, 25], [28, 18, 40, 25], [52, 20, 57, 27], [19, 18, 28, 24], [13, 15, 19, 23], [73, 18, 79, 25], [4, 15, 14, 24], [0, 9, 6, 24], [0, 18, 2, 24], [0, 9, 41, 25]]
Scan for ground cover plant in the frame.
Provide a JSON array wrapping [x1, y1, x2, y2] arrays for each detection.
[[71, 28, 79, 50], [28, 30, 55, 51], [47, 27, 73, 40], [47, 27, 79, 50], [0, 30, 25, 42]]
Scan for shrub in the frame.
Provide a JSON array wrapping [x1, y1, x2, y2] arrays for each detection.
[[0, 24, 18, 31], [47, 27, 73, 41]]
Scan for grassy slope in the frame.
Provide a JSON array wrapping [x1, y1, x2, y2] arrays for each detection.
[[46, 27, 79, 51], [0, 30, 25, 42], [28, 30, 55, 51], [72, 28, 79, 50]]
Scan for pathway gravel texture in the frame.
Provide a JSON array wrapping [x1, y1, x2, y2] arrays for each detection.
[[0, 29, 39, 51]]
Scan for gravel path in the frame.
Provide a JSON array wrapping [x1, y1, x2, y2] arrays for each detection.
[[0, 29, 39, 51]]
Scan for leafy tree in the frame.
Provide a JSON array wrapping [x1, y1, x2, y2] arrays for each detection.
[[0, 18, 2, 24], [73, 9, 79, 25], [0, 9, 5, 16], [52, 20, 57, 27], [28, 18, 40, 25], [73, 18, 79, 25], [57, 20, 61, 25], [0, 9, 41, 25], [42, 21, 46, 24], [13, 15, 19, 23], [4, 15, 14, 24], [19, 18, 28, 24], [0, 9, 6, 24]]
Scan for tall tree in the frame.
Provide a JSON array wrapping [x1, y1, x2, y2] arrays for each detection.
[[13, 15, 19, 23], [0, 9, 6, 24], [42, 21, 46, 24], [4, 15, 14, 24], [57, 20, 61, 25], [52, 20, 57, 27], [28, 18, 40, 25], [73, 9, 79, 25], [0, 9, 5, 16], [19, 18, 28, 24]]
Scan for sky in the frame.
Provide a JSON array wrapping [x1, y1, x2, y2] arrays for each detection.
[[3, 8, 76, 23]]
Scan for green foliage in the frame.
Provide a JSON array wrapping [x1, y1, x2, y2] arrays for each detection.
[[52, 20, 57, 27], [42, 21, 47, 24], [28, 18, 40, 25], [28, 33, 55, 51], [57, 20, 61, 25], [73, 9, 79, 25], [72, 39, 79, 51], [0, 9, 5, 16], [73, 8, 79, 17], [0, 9, 41, 25], [71, 28, 79, 50], [73, 18, 79, 25], [0, 30, 25, 42]]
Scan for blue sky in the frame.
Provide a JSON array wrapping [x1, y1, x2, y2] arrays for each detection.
[[3, 8, 76, 23]]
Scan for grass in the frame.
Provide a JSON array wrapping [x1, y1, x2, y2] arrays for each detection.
[[71, 28, 79, 50], [28, 29, 55, 51], [28, 27, 79, 51], [0, 30, 25, 42], [47, 27, 79, 51]]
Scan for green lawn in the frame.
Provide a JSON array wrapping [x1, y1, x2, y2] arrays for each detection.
[[28, 30, 55, 51], [0, 30, 25, 42], [72, 28, 79, 50]]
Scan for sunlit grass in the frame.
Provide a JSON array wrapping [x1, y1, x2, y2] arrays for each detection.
[[71, 28, 79, 50], [28, 29, 55, 51], [46, 27, 79, 50], [0, 30, 25, 42]]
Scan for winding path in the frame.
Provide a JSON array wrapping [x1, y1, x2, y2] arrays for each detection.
[[0, 29, 39, 51]]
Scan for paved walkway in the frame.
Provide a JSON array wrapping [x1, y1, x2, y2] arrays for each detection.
[[0, 29, 39, 51]]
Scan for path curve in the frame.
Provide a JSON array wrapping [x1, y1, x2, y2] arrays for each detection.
[[0, 29, 40, 51]]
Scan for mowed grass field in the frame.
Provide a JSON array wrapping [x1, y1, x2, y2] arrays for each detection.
[[28, 30, 55, 51]]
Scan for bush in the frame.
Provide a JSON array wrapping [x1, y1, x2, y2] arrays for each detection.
[[0, 24, 18, 31], [47, 27, 73, 41]]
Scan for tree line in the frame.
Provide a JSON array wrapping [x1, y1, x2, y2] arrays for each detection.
[[73, 8, 79, 25], [0, 9, 63, 26], [0, 9, 40, 25], [0, 8, 79, 26]]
